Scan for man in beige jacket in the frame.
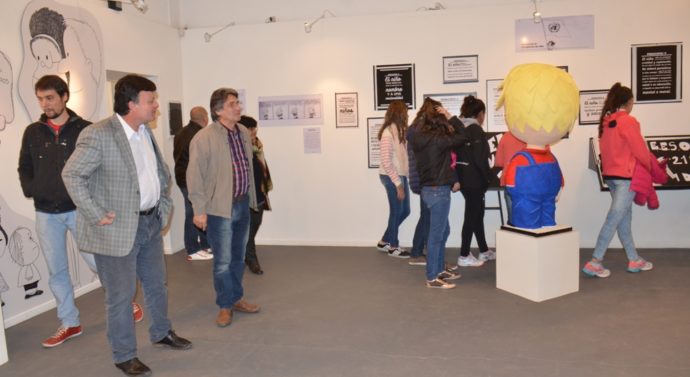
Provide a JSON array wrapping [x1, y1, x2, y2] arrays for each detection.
[[186, 88, 260, 327]]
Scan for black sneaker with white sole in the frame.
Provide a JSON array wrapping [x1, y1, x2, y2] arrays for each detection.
[[437, 269, 461, 281], [388, 247, 411, 258], [376, 242, 391, 252]]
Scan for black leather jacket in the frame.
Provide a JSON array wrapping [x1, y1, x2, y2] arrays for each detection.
[[18, 108, 91, 213], [411, 119, 466, 187]]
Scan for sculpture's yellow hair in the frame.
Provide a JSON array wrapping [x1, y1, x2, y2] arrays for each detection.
[[497, 63, 579, 135]]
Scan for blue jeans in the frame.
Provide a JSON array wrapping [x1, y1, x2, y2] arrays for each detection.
[[592, 179, 640, 262], [94, 213, 171, 363], [207, 197, 250, 308], [411, 196, 429, 258], [35, 211, 96, 328], [379, 175, 411, 247], [180, 187, 210, 255], [421, 186, 451, 281]]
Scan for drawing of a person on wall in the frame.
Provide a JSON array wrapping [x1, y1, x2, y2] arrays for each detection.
[[0, 51, 14, 133], [19, 1, 104, 122], [0, 213, 8, 306], [7, 227, 44, 299]]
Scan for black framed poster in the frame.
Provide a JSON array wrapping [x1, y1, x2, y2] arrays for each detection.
[[589, 135, 690, 191], [168, 102, 182, 136], [631, 42, 683, 103], [373, 63, 415, 110]]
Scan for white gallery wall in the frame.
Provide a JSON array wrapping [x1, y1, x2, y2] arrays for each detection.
[[180, 0, 690, 249]]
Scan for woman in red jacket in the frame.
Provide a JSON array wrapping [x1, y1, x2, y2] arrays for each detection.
[[583, 83, 653, 278]]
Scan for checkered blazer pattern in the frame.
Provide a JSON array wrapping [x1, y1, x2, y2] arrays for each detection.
[[62, 115, 173, 257]]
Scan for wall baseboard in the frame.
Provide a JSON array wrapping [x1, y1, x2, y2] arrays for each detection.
[[3, 280, 102, 329]]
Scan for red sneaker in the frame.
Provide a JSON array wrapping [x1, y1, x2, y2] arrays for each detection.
[[132, 302, 144, 323], [42, 326, 82, 348]]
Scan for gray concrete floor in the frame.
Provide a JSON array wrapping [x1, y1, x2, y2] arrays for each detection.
[[1, 246, 689, 377]]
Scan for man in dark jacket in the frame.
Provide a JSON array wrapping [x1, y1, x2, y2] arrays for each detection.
[[18, 75, 143, 348], [173, 106, 212, 261]]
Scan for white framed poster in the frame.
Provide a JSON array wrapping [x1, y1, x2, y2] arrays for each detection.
[[443, 55, 478, 84], [631, 42, 683, 103], [579, 90, 607, 125], [258, 94, 323, 126], [335, 92, 358, 128], [367, 117, 384, 168], [486, 79, 507, 132], [423, 92, 476, 118]]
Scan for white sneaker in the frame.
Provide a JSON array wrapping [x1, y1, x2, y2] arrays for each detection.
[[478, 249, 496, 262], [187, 250, 213, 261], [457, 254, 484, 267]]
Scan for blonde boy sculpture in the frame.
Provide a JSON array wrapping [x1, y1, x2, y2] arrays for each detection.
[[497, 63, 579, 229]]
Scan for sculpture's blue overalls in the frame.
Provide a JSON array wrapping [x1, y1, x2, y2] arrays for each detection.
[[506, 151, 562, 229]]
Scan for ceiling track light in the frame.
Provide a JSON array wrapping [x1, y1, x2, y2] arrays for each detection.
[[304, 9, 335, 34], [204, 21, 236, 43], [130, 0, 147, 13], [532, 0, 542, 23], [104, 0, 147, 13], [417, 2, 446, 11]]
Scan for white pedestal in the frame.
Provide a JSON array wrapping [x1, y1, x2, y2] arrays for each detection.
[[496, 227, 579, 302], [0, 306, 8, 365]]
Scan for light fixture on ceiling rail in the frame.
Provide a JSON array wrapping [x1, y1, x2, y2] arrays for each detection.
[[416, 2, 446, 11], [532, 0, 542, 23], [303, 9, 335, 33], [105, 0, 147, 13], [204, 21, 236, 43]]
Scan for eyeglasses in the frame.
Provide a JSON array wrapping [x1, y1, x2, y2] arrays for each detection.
[[226, 100, 242, 108]]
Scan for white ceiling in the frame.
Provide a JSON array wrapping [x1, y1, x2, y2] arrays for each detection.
[[172, 0, 543, 29]]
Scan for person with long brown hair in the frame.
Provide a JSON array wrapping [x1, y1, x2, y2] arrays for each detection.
[[376, 100, 411, 258], [410, 98, 466, 288], [583, 82, 653, 278]]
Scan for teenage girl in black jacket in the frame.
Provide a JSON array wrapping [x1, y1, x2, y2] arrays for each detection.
[[454, 96, 496, 267]]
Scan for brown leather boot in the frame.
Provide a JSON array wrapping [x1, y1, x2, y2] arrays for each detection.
[[216, 308, 233, 327], [232, 299, 260, 313]]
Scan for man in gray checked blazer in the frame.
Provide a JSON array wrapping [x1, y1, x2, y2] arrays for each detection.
[[63, 75, 191, 377]]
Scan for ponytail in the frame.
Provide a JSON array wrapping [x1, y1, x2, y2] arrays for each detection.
[[598, 82, 633, 137], [460, 95, 486, 118]]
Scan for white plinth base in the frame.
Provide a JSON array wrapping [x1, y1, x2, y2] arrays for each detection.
[[496, 227, 579, 302], [0, 305, 8, 365]]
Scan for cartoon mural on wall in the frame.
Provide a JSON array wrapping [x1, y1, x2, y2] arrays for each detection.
[[0, 214, 8, 307], [7, 227, 43, 299], [18, 0, 104, 122], [0, 51, 14, 133], [0, 196, 97, 325]]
